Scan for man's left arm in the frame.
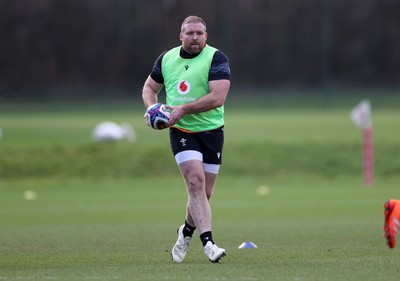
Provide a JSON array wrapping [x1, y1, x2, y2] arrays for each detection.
[[166, 79, 230, 126]]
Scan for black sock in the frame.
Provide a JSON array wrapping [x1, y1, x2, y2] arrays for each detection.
[[182, 221, 196, 237], [200, 231, 214, 246]]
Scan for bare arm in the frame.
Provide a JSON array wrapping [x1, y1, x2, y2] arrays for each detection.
[[142, 75, 164, 108], [166, 79, 230, 127]]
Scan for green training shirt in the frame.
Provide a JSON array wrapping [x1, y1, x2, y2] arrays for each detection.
[[162, 45, 224, 132]]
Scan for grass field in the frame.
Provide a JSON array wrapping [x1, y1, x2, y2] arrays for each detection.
[[1, 97, 400, 280]]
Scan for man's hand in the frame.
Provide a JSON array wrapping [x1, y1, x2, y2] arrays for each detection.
[[165, 105, 186, 127]]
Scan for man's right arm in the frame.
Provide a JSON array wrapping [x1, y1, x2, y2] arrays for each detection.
[[142, 75, 163, 108], [142, 51, 166, 108]]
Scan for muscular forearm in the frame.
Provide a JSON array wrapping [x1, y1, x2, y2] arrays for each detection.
[[142, 87, 158, 108], [142, 76, 163, 108], [166, 87, 228, 127], [181, 79, 230, 114], [181, 92, 224, 114]]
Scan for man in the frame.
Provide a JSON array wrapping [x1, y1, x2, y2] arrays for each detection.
[[141, 15, 230, 263]]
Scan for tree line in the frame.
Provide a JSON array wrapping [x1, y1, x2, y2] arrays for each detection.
[[1, 0, 399, 96]]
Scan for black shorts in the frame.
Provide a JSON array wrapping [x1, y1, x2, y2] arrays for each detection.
[[169, 127, 224, 165]]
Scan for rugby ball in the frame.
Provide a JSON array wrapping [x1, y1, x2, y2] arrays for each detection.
[[145, 103, 170, 130]]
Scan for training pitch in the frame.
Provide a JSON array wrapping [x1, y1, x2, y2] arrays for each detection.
[[1, 98, 400, 280]]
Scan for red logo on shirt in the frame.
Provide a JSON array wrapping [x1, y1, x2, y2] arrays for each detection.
[[177, 80, 191, 95]]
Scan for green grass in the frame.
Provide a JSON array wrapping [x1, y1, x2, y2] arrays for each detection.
[[1, 176, 400, 280], [1, 100, 400, 280], [1, 107, 400, 178]]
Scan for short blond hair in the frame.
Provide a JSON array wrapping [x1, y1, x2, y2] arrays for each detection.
[[181, 15, 206, 32]]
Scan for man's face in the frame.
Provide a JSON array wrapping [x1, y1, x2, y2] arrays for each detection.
[[180, 22, 208, 55]]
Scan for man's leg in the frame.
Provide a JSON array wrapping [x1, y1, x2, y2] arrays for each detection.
[[205, 171, 218, 199], [171, 159, 211, 262], [180, 161, 225, 262], [185, 170, 218, 222], [179, 159, 211, 235]]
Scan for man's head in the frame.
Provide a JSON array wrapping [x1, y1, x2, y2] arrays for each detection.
[[180, 15, 208, 55]]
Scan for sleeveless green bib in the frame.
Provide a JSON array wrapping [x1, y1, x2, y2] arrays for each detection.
[[162, 45, 224, 132]]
